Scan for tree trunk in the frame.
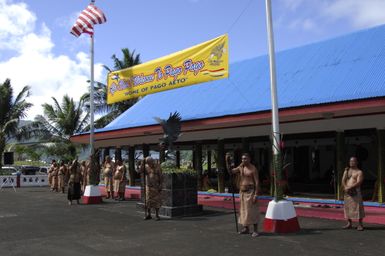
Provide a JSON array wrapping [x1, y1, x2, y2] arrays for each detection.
[[377, 130, 385, 203], [89, 149, 101, 185], [128, 146, 136, 186], [336, 131, 345, 200], [216, 140, 225, 193], [195, 143, 203, 190], [176, 150, 181, 169], [159, 146, 166, 163], [0, 135, 6, 169]]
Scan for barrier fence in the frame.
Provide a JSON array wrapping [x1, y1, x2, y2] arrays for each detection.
[[0, 175, 48, 189]]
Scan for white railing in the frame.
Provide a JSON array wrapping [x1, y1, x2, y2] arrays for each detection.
[[0, 175, 16, 188], [20, 175, 48, 187], [0, 174, 48, 189]]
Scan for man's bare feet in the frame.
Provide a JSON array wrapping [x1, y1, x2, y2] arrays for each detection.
[[238, 227, 249, 234], [357, 225, 364, 231], [342, 223, 352, 229], [251, 232, 259, 237]]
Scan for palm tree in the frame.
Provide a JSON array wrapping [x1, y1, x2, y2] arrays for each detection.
[[34, 95, 89, 160], [0, 79, 33, 169], [85, 48, 141, 128]]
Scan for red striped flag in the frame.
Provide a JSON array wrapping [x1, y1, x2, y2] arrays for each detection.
[[70, 3, 106, 37]]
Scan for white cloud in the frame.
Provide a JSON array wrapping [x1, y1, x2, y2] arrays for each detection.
[[0, 0, 103, 120], [0, 0, 35, 36], [288, 18, 315, 31], [322, 0, 385, 29], [279, 0, 385, 31], [277, 0, 321, 32], [281, 0, 306, 11]]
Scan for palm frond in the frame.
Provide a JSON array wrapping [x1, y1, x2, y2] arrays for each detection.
[[13, 85, 31, 105]]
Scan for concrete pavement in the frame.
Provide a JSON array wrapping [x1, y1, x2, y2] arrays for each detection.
[[0, 187, 384, 256]]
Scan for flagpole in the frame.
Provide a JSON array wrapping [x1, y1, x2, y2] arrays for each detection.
[[265, 0, 282, 201], [262, 0, 300, 234], [90, 0, 95, 156], [72, 0, 105, 204], [90, 38, 95, 157]]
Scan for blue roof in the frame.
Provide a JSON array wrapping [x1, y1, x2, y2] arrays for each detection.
[[100, 24, 385, 133]]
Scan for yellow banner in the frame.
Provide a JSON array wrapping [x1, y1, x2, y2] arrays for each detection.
[[107, 34, 228, 104]]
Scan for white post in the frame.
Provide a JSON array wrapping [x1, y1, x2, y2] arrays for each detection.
[[265, 0, 280, 155], [265, 0, 282, 201], [82, 0, 103, 204], [90, 34, 95, 156], [263, 0, 300, 233]]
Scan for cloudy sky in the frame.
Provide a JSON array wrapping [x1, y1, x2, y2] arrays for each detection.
[[1, 0, 385, 120]]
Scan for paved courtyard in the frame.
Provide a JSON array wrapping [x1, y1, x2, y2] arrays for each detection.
[[0, 187, 384, 256]]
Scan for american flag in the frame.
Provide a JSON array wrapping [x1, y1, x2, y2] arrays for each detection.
[[70, 3, 106, 37]]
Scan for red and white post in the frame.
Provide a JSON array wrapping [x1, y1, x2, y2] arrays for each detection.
[[263, 200, 300, 233], [82, 185, 102, 204], [262, 0, 300, 233]]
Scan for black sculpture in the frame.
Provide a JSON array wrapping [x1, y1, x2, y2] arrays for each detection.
[[154, 111, 182, 153]]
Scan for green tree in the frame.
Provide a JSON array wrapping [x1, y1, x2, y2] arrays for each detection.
[[34, 95, 89, 160], [86, 48, 141, 128], [0, 79, 33, 169]]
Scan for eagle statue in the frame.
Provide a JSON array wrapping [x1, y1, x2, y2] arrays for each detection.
[[153, 111, 182, 152]]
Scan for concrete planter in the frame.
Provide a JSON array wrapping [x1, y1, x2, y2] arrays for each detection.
[[137, 173, 203, 218]]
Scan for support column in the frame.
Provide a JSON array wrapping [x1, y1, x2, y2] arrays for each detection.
[[192, 148, 196, 170], [142, 144, 150, 158], [176, 150, 181, 169], [207, 149, 212, 172], [195, 142, 203, 190], [115, 147, 122, 162], [336, 131, 345, 200], [377, 129, 385, 203], [128, 146, 136, 186], [217, 140, 225, 193], [242, 137, 250, 154], [140, 144, 150, 203], [103, 147, 110, 162]]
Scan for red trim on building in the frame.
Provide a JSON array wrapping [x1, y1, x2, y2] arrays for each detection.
[[71, 98, 385, 143]]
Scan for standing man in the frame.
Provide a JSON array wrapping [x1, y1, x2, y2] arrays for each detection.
[[230, 153, 260, 237], [58, 161, 67, 193], [140, 157, 162, 221], [80, 160, 89, 194], [102, 156, 114, 199], [114, 159, 127, 201], [342, 156, 365, 231], [67, 159, 82, 205], [51, 161, 59, 192], [48, 159, 56, 189]]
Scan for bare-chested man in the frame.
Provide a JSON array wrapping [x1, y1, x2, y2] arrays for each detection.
[[58, 161, 67, 193], [139, 157, 162, 221], [102, 156, 114, 199], [230, 153, 260, 237], [342, 157, 365, 231], [67, 159, 82, 205], [51, 161, 59, 192], [80, 160, 89, 193], [113, 159, 127, 200], [48, 159, 56, 188]]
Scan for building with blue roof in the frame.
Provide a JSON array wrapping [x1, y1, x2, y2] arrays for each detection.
[[72, 24, 385, 202]]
